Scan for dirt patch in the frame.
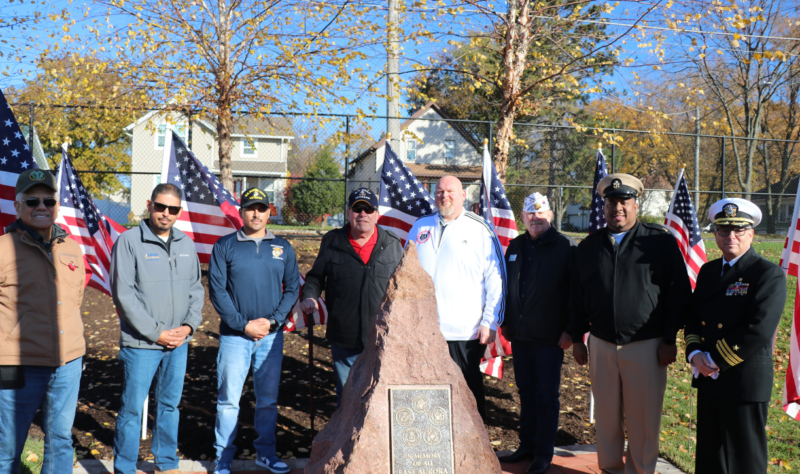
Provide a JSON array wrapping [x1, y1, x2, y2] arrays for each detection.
[[27, 235, 594, 463]]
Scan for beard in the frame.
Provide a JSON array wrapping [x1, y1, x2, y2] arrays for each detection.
[[437, 202, 455, 216]]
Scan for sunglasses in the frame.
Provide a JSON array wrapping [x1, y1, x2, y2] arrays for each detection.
[[351, 205, 376, 214], [24, 197, 58, 208], [152, 202, 182, 215]]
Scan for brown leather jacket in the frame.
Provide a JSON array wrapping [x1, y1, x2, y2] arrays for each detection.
[[0, 225, 86, 366]]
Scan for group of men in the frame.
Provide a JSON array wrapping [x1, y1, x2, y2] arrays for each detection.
[[0, 165, 787, 474]]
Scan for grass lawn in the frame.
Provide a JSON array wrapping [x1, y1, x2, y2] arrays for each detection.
[[659, 241, 800, 473], [19, 436, 44, 474]]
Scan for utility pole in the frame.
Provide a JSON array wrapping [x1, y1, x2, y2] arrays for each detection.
[[387, 0, 401, 146], [694, 105, 700, 207]]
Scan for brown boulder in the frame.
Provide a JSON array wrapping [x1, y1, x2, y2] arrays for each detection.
[[305, 242, 502, 473]]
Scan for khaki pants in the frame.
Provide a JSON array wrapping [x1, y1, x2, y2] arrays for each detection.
[[589, 336, 667, 474]]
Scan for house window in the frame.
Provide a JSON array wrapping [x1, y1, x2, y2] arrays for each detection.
[[406, 139, 417, 161], [779, 203, 794, 223], [242, 138, 257, 157], [445, 140, 455, 161], [156, 123, 188, 149]]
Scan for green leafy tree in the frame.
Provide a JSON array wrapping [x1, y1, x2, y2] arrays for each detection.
[[286, 144, 344, 225]]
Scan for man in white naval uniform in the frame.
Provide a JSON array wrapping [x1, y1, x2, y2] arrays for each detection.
[[406, 175, 506, 419]]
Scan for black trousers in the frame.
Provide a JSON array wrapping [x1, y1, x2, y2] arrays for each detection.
[[447, 339, 486, 419], [696, 390, 768, 474]]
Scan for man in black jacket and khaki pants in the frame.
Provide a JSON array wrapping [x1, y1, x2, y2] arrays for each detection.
[[498, 192, 577, 474], [301, 188, 403, 407], [686, 198, 785, 474], [570, 174, 692, 474]]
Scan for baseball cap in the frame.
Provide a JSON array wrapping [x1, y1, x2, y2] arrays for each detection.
[[240, 187, 270, 208], [15, 169, 58, 195], [348, 188, 378, 209]]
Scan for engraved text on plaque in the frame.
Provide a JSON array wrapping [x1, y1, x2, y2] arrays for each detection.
[[389, 385, 454, 474]]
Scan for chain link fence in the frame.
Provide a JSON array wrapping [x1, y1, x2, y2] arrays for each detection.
[[10, 103, 800, 236]]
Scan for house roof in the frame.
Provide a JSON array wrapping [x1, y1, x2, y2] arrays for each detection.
[[405, 163, 482, 181], [348, 102, 483, 176], [125, 111, 294, 138], [752, 176, 799, 197]]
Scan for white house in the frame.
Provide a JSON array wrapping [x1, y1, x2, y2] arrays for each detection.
[[347, 102, 484, 208], [125, 112, 293, 220]]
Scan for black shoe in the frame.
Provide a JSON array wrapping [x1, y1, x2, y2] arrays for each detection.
[[497, 449, 534, 463], [525, 458, 551, 474]]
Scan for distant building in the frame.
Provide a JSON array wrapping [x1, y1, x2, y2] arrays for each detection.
[[751, 177, 799, 235], [124, 112, 293, 220]]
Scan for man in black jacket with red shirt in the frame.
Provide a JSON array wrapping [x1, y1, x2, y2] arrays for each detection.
[[300, 188, 403, 407], [686, 198, 785, 474], [570, 174, 692, 474], [499, 192, 577, 474]]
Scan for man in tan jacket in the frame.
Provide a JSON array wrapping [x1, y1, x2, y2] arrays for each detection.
[[0, 169, 86, 474]]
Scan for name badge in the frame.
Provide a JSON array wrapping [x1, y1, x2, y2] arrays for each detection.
[[509, 255, 517, 261]]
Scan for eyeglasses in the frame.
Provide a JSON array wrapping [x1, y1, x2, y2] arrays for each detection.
[[716, 228, 749, 237], [351, 205, 376, 214], [152, 202, 182, 215], [24, 197, 58, 208]]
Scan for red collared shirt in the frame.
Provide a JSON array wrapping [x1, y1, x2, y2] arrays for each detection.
[[349, 228, 378, 264]]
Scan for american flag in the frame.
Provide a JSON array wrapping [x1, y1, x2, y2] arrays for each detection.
[[284, 274, 329, 332], [664, 168, 707, 289], [162, 130, 242, 263], [779, 177, 800, 421], [479, 141, 519, 252], [588, 148, 608, 233], [56, 145, 126, 296], [478, 141, 516, 378], [377, 141, 435, 245], [0, 89, 38, 235]]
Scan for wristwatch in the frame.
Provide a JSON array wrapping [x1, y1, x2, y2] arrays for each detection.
[[269, 319, 278, 333]]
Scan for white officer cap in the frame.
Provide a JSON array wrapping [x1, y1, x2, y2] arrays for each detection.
[[523, 192, 550, 212], [708, 198, 762, 227]]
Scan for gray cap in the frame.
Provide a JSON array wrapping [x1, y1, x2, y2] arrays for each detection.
[[15, 169, 57, 195]]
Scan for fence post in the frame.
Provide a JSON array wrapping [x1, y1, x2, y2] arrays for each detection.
[[611, 129, 616, 173], [721, 138, 726, 198], [344, 115, 350, 207], [28, 102, 34, 158], [187, 109, 193, 152], [488, 121, 493, 153]]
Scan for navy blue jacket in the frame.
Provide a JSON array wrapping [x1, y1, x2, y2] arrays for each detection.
[[208, 229, 300, 337]]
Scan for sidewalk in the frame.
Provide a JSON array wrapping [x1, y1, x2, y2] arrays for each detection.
[[73, 444, 687, 473]]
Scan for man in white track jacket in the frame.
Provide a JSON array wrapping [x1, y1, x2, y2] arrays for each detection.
[[406, 175, 506, 419]]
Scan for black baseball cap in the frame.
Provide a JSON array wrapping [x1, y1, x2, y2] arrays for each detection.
[[240, 187, 270, 208], [15, 169, 58, 195], [348, 187, 378, 209]]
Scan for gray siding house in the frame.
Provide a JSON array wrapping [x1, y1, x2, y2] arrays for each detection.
[[125, 112, 293, 220]]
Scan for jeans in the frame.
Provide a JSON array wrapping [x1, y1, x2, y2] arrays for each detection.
[[214, 332, 284, 464], [330, 344, 361, 408], [0, 357, 82, 474], [113, 344, 188, 474], [511, 341, 564, 463]]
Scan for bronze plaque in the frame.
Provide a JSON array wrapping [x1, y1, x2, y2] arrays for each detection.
[[389, 385, 454, 474]]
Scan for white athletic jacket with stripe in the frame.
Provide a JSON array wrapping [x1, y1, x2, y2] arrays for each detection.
[[406, 210, 506, 341]]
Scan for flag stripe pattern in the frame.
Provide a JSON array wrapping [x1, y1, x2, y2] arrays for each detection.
[[478, 142, 516, 379], [479, 142, 519, 253], [163, 130, 242, 263], [0, 89, 38, 235], [56, 147, 126, 296], [588, 149, 608, 234], [780, 177, 800, 421], [377, 141, 435, 245], [284, 273, 329, 332], [664, 169, 707, 289]]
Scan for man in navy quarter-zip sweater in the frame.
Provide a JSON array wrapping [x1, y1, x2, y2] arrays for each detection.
[[208, 187, 299, 474]]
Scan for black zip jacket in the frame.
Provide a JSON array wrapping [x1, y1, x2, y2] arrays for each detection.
[[302, 225, 403, 351], [569, 220, 691, 345], [502, 228, 577, 344]]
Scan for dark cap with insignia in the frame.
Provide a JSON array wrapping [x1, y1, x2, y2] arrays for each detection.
[[708, 198, 762, 227], [240, 187, 270, 208], [348, 187, 378, 209], [15, 169, 58, 194], [596, 173, 644, 199]]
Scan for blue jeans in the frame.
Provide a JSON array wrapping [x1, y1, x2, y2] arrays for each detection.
[[214, 332, 284, 464], [330, 344, 361, 408], [113, 344, 188, 474], [511, 341, 564, 463], [0, 357, 82, 474]]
